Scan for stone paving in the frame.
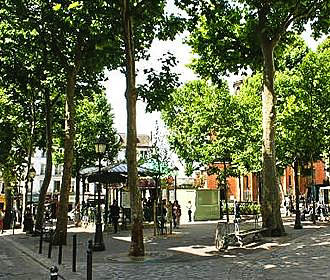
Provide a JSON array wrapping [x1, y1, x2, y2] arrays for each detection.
[[2, 217, 330, 279]]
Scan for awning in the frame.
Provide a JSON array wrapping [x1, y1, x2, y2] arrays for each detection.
[[85, 163, 157, 185]]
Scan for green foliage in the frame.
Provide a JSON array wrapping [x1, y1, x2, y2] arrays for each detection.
[[0, 88, 28, 182], [74, 90, 120, 171], [176, 0, 329, 83], [224, 203, 261, 215], [162, 79, 260, 178], [138, 52, 181, 112], [141, 122, 175, 177], [276, 37, 330, 165]]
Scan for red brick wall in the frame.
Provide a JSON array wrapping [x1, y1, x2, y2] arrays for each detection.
[[314, 160, 325, 185], [201, 160, 326, 201]]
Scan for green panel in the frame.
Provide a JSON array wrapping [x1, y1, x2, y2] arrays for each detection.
[[197, 190, 218, 205], [194, 190, 220, 221]]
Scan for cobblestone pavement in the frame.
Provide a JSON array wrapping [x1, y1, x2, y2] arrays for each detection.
[[0, 234, 49, 279], [2, 217, 330, 279]]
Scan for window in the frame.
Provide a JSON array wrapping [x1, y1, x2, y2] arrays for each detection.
[[70, 181, 75, 193], [54, 181, 61, 192], [288, 175, 292, 186], [40, 164, 46, 175], [54, 165, 62, 176]]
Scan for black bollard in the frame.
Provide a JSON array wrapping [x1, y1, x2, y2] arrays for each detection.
[[88, 239, 93, 250], [39, 228, 43, 254], [72, 234, 77, 272], [48, 230, 53, 259], [50, 266, 58, 280], [58, 244, 62, 265], [87, 240, 93, 280]]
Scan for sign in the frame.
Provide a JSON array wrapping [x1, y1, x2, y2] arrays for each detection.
[[169, 190, 175, 202], [122, 191, 130, 208]]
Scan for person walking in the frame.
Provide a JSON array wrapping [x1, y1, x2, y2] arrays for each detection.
[[176, 202, 181, 227], [166, 201, 173, 233], [110, 200, 120, 234], [173, 200, 181, 228], [0, 208, 4, 234], [172, 201, 178, 229], [187, 201, 193, 222]]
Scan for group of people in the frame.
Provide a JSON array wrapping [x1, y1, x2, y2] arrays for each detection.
[[0, 207, 21, 234], [284, 195, 329, 221], [157, 200, 188, 230], [80, 200, 121, 233], [301, 202, 329, 221]]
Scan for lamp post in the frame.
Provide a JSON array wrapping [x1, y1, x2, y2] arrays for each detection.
[[93, 136, 106, 251], [173, 167, 179, 201], [29, 167, 36, 211]]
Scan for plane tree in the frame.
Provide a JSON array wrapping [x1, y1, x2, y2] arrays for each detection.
[[175, 0, 330, 236]]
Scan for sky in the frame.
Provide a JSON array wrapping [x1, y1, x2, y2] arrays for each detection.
[[103, 35, 195, 136], [103, 9, 325, 137]]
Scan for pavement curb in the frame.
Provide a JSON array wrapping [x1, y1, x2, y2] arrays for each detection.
[[6, 236, 83, 280]]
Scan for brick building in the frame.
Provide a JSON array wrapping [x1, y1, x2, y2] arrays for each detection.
[[200, 160, 328, 203]]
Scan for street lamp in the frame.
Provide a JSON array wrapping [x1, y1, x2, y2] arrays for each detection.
[[29, 167, 36, 210], [173, 166, 179, 201], [93, 135, 106, 251]]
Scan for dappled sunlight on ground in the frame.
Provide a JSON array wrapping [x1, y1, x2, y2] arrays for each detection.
[[301, 224, 327, 229], [168, 244, 218, 256], [113, 236, 131, 242]]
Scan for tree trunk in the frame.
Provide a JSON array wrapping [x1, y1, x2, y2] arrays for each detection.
[[3, 181, 12, 230], [223, 162, 229, 223], [122, 0, 145, 257], [294, 159, 302, 229], [24, 95, 37, 212], [35, 88, 53, 232], [260, 39, 285, 236], [75, 170, 81, 226], [53, 68, 77, 245]]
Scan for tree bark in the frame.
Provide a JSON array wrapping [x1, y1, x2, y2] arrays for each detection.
[[260, 39, 285, 236], [53, 68, 77, 245], [122, 0, 145, 257], [35, 88, 53, 232], [3, 181, 12, 230], [74, 170, 81, 226], [294, 159, 302, 229]]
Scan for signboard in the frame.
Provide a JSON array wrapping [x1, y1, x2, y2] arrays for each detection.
[[169, 190, 175, 202], [122, 191, 130, 208], [162, 189, 167, 200]]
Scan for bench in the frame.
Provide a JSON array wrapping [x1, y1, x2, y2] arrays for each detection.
[[215, 214, 268, 250]]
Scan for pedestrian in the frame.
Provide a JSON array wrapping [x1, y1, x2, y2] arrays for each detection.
[[166, 201, 173, 233], [173, 200, 181, 228], [110, 200, 120, 233], [23, 208, 33, 233], [176, 202, 181, 227], [11, 208, 17, 229], [234, 200, 241, 232], [172, 201, 178, 229], [284, 196, 290, 216], [187, 201, 193, 222], [234, 201, 241, 220], [289, 195, 294, 215], [0, 208, 4, 234]]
